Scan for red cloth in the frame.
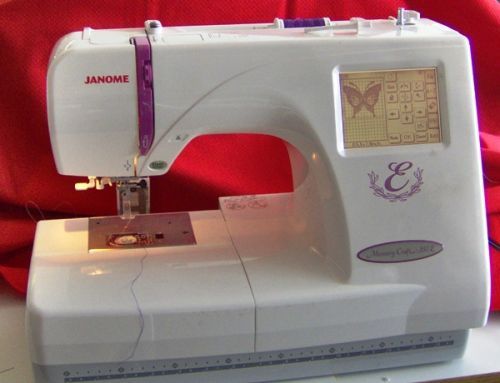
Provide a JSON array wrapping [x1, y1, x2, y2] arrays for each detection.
[[0, 0, 499, 310]]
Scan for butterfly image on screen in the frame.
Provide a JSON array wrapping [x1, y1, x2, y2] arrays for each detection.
[[342, 81, 382, 117]]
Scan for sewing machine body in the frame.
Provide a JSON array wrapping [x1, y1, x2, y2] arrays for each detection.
[[27, 14, 489, 383]]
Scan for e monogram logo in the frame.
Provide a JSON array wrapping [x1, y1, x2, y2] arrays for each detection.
[[384, 161, 413, 192], [368, 161, 424, 202]]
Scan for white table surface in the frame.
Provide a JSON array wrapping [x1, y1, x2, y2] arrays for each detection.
[[1, 278, 499, 383]]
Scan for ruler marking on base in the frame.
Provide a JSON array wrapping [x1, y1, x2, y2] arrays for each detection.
[[64, 339, 456, 382]]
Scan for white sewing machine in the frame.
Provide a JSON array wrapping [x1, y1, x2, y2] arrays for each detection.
[[26, 9, 490, 383]]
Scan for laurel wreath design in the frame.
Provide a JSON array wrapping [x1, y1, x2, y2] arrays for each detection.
[[368, 168, 424, 202]]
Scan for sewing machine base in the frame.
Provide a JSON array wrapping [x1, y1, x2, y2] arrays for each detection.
[[27, 198, 484, 383], [31, 329, 467, 383]]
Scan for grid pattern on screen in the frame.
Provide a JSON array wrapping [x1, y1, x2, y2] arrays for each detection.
[[343, 117, 386, 143]]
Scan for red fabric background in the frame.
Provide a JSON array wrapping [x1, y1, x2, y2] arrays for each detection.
[[0, 0, 499, 310]]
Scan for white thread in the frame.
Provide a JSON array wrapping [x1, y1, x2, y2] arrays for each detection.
[[123, 247, 148, 362], [484, 173, 500, 185], [24, 200, 45, 223], [25, 200, 79, 223]]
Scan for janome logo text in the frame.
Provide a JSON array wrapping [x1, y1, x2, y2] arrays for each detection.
[[84, 75, 130, 84]]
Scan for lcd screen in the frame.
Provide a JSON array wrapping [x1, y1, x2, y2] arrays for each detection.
[[340, 68, 441, 148]]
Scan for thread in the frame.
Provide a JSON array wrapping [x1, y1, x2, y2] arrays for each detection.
[[24, 200, 46, 223], [25, 200, 78, 223], [121, 216, 135, 232], [117, 213, 148, 362], [123, 247, 148, 362], [483, 173, 500, 185], [0, 367, 15, 375], [489, 238, 500, 251]]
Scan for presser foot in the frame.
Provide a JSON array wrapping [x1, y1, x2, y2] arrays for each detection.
[[116, 177, 151, 218], [74, 176, 151, 218]]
